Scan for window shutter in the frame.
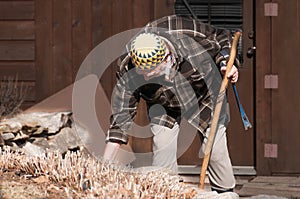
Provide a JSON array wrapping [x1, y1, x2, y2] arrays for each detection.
[[175, 0, 243, 62], [175, 0, 243, 30]]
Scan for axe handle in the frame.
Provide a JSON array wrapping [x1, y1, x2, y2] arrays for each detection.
[[199, 31, 242, 189]]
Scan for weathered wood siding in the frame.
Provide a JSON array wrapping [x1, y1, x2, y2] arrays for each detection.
[[0, 1, 36, 105], [35, 0, 93, 101], [0, 0, 174, 105], [0, 0, 174, 161]]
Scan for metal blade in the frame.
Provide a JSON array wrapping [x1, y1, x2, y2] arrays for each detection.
[[232, 83, 252, 130]]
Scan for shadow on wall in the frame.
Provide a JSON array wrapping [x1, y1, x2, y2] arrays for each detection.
[[25, 75, 135, 164]]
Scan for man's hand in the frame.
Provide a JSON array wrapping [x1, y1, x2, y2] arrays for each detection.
[[221, 65, 239, 83], [103, 142, 121, 161]]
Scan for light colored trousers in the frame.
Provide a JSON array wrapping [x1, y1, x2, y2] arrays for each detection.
[[150, 123, 235, 191]]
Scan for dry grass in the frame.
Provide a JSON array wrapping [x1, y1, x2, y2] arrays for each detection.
[[0, 148, 196, 198], [0, 77, 28, 120]]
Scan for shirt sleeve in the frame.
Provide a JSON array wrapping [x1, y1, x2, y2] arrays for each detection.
[[106, 57, 140, 144], [214, 28, 241, 69]]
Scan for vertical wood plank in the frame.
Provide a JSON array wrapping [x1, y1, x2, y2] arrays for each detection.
[[35, 0, 53, 101], [92, 0, 113, 101], [132, 0, 154, 27], [154, 0, 175, 19], [255, 0, 272, 175], [270, 0, 300, 173], [52, 0, 73, 92], [72, 0, 93, 80], [99, 0, 133, 100], [111, 0, 133, 33], [92, 0, 112, 46]]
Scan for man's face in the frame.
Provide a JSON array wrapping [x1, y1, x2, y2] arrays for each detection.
[[135, 51, 172, 81]]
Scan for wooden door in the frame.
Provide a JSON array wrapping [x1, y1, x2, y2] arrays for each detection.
[[257, 0, 300, 175], [226, 0, 255, 167]]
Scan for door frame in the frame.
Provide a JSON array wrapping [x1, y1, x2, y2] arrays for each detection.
[[255, 0, 272, 176]]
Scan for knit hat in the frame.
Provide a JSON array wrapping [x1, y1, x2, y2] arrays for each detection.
[[130, 33, 167, 70]]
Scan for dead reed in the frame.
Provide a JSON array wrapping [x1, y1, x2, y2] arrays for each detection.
[[0, 76, 28, 120], [0, 147, 196, 198]]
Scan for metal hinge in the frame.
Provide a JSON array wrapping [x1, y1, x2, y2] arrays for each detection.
[[264, 3, 278, 17], [264, 74, 278, 89]]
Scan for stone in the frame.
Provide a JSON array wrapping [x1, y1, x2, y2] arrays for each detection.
[[0, 135, 3, 146], [31, 137, 50, 149], [13, 131, 29, 141], [48, 127, 83, 154], [0, 112, 84, 156], [31, 127, 46, 136], [0, 112, 72, 135], [192, 191, 239, 199], [1, 133, 14, 141], [23, 142, 46, 157], [0, 123, 21, 133]]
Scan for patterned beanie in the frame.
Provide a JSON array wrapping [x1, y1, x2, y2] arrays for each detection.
[[130, 33, 167, 70]]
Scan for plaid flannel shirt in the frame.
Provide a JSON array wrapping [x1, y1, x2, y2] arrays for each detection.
[[106, 15, 239, 144]]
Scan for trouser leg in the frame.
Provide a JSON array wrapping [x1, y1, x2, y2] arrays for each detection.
[[151, 123, 179, 174], [199, 124, 235, 192]]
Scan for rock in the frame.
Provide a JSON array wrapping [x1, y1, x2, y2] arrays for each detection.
[[218, 192, 239, 199], [2, 142, 19, 151], [23, 142, 45, 157], [1, 133, 14, 141], [73, 123, 90, 145], [0, 123, 21, 133], [32, 137, 50, 149], [192, 191, 239, 199], [0, 135, 3, 146], [48, 127, 83, 154], [0, 112, 72, 135], [14, 131, 29, 141], [21, 126, 43, 136], [31, 127, 46, 136], [0, 112, 85, 156], [192, 190, 219, 199]]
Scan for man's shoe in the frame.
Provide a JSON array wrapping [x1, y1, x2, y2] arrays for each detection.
[[211, 188, 233, 193]]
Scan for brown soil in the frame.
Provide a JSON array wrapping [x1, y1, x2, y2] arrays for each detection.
[[0, 171, 68, 199]]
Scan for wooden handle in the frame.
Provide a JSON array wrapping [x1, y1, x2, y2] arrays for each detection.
[[223, 31, 242, 87], [199, 31, 242, 189]]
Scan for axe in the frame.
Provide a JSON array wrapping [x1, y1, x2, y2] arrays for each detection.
[[199, 31, 242, 189]]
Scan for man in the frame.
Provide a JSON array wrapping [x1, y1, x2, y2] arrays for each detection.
[[103, 15, 239, 193]]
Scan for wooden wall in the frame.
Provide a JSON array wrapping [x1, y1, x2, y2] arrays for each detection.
[[0, 1, 36, 106], [0, 0, 174, 107], [0, 0, 174, 162]]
